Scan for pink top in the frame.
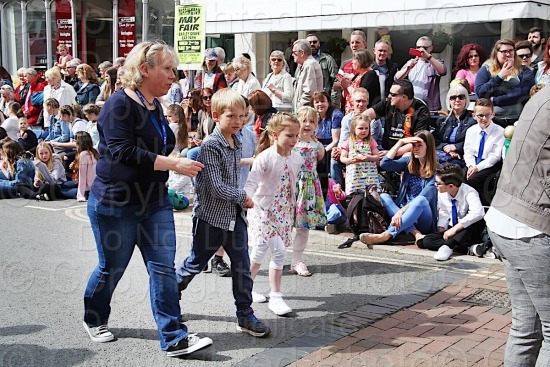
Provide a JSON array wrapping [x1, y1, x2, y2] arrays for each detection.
[[77, 151, 97, 201], [456, 69, 477, 93], [341, 138, 378, 153]]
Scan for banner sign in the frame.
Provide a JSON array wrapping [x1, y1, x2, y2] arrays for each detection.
[[175, 3, 205, 69], [118, 0, 136, 57], [55, 0, 72, 52]]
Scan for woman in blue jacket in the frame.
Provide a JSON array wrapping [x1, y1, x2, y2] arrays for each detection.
[[360, 130, 438, 246], [475, 39, 535, 125]]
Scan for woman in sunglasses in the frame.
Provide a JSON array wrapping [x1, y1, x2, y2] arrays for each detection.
[[261, 50, 294, 112], [475, 39, 535, 125], [451, 43, 486, 93], [434, 84, 476, 167]]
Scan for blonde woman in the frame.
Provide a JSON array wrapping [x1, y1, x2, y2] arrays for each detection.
[[81, 41, 210, 357], [233, 54, 261, 97], [261, 50, 294, 112], [474, 39, 535, 123], [43, 67, 77, 127]]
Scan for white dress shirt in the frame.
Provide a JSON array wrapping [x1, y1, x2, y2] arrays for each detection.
[[437, 183, 485, 229], [463, 122, 504, 171]]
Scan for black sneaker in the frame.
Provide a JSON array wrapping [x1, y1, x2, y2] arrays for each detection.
[[236, 313, 270, 337], [212, 258, 231, 277], [166, 335, 213, 357]]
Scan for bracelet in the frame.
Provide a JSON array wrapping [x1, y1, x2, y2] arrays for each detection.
[[427, 54, 433, 61]]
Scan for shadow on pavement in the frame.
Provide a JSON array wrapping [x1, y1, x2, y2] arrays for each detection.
[[0, 344, 96, 366], [0, 325, 47, 337]]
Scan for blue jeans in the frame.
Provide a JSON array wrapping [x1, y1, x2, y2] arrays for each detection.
[[84, 192, 186, 350], [380, 193, 433, 237], [60, 181, 78, 199], [330, 158, 344, 187], [181, 146, 201, 161], [488, 230, 550, 367], [176, 213, 253, 317]]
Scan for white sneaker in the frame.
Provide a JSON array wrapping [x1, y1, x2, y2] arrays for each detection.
[[268, 295, 292, 316], [434, 245, 453, 261], [251, 290, 267, 303], [82, 321, 115, 343], [166, 335, 213, 357]]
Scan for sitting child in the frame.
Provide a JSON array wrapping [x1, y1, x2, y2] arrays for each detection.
[[166, 152, 192, 210], [420, 164, 486, 261], [17, 117, 37, 152]]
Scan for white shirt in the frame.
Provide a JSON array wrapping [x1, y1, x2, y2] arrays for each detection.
[[464, 122, 504, 171], [437, 183, 485, 229], [338, 112, 354, 147], [485, 207, 542, 239], [236, 74, 261, 98], [72, 118, 87, 135]]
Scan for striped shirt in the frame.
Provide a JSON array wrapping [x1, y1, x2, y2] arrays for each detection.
[[193, 127, 247, 230]]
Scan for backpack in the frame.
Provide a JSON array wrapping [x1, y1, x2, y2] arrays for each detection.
[[338, 185, 389, 249]]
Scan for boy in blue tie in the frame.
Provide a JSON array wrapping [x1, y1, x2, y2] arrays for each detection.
[[463, 98, 505, 205], [420, 164, 486, 261]]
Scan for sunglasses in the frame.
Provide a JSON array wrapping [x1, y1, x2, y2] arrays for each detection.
[[388, 92, 402, 97], [271, 58, 283, 62], [309, 40, 319, 44], [468, 54, 479, 59], [202, 96, 212, 100], [450, 95, 466, 101], [518, 53, 532, 59], [416, 45, 429, 49]]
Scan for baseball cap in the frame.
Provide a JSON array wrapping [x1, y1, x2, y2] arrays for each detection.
[[204, 49, 218, 61]]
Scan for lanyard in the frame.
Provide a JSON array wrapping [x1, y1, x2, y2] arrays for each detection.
[[135, 89, 167, 155]]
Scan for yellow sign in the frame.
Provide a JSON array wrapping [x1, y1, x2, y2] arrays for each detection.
[[175, 4, 204, 68]]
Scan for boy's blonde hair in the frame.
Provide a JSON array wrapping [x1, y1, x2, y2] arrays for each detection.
[[349, 113, 372, 144], [211, 88, 246, 116]]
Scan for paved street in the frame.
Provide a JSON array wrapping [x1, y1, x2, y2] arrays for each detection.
[[0, 198, 504, 366]]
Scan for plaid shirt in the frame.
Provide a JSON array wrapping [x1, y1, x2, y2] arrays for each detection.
[[193, 127, 247, 230]]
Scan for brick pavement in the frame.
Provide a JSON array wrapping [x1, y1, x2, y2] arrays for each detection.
[[286, 264, 509, 367]]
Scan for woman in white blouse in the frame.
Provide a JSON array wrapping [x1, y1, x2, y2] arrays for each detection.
[[43, 67, 77, 128], [233, 54, 261, 98], [261, 50, 294, 112]]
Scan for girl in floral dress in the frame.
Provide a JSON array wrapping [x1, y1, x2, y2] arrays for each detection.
[[340, 114, 380, 195], [291, 107, 326, 277], [245, 113, 303, 316]]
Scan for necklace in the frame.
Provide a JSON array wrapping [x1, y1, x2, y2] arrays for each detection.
[[137, 89, 155, 107]]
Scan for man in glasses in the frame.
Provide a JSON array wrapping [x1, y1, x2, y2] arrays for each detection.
[[292, 39, 323, 111], [306, 33, 338, 97], [395, 36, 447, 111], [527, 26, 546, 69], [364, 79, 430, 153], [515, 40, 534, 69]]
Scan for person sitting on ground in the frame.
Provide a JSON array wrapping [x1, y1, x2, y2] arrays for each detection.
[[17, 117, 37, 152], [1, 101, 24, 140], [32, 141, 77, 200], [418, 164, 486, 261], [434, 84, 477, 167], [82, 104, 100, 149], [0, 139, 35, 199], [463, 98, 505, 206], [359, 131, 438, 247]]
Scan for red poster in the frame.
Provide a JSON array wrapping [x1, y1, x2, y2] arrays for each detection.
[[118, 0, 136, 57], [55, 0, 73, 54]]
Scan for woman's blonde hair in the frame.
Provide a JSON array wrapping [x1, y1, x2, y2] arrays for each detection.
[[487, 39, 521, 77], [256, 112, 300, 156], [120, 41, 179, 89], [408, 130, 437, 178], [45, 67, 62, 81], [232, 55, 252, 73], [349, 113, 372, 144], [35, 142, 56, 181]]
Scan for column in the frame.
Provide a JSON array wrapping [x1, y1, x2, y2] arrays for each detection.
[[141, 0, 148, 42], [112, 0, 118, 60], [68, 0, 77, 59], [234, 33, 256, 73], [45, 0, 53, 68], [21, 0, 29, 67], [0, 3, 7, 68], [501, 19, 515, 40]]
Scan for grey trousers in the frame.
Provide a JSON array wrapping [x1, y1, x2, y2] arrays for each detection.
[[488, 229, 550, 367]]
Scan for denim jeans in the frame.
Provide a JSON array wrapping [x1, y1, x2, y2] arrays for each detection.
[[176, 213, 253, 317], [84, 192, 186, 350], [381, 193, 433, 237], [488, 230, 550, 367], [330, 158, 344, 187]]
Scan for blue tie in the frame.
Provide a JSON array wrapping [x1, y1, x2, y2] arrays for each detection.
[[476, 131, 486, 164], [451, 199, 458, 226]]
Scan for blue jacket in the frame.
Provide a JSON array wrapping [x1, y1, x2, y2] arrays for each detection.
[[76, 83, 100, 107], [47, 116, 70, 143], [475, 64, 534, 107], [0, 157, 35, 197], [380, 155, 438, 232]]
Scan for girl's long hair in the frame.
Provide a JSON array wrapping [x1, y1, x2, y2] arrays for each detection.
[[349, 113, 372, 145], [167, 104, 188, 149], [2, 139, 25, 174], [408, 130, 437, 178], [34, 142, 55, 182], [75, 131, 99, 161], [255, 112, 300, 156]]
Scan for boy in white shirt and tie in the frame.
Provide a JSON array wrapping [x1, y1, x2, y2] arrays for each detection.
[[463, 98, 505, 205], [420, 164, 486, 261]]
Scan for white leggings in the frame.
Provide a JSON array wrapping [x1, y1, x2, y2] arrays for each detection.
[[250, 236, 286, 270], [292, 228, 309, 267]]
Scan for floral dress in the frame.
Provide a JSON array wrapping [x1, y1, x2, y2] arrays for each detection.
[[343, 138, 380, 195], [248, 163, 295, 248], [294, 141, 326, 229]]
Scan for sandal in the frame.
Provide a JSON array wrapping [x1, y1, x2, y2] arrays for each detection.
[[289, 262, 312, 277]]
